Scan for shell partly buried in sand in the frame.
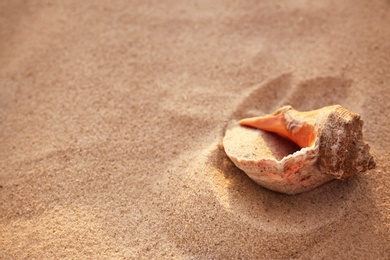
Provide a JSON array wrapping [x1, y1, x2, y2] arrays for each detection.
[[223, 105, 376, 195]]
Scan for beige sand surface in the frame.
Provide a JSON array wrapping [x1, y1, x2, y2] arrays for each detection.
[[1, 0, 389, 258]]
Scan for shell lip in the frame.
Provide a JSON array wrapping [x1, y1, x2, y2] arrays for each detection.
[[231, 128, 318, 165]]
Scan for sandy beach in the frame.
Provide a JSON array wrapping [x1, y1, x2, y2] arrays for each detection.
[[1, 0, 389, 258]]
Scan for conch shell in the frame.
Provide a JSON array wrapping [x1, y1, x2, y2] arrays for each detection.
[[223, 105, 376, 195]]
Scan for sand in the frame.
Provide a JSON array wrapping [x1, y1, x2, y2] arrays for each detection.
[[1, 0, 389, 258]]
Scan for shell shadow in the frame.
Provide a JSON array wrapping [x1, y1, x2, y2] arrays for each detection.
[[231, 73, 293, 120], [285, 76, 353, 110], [228, 73, 353, 132]]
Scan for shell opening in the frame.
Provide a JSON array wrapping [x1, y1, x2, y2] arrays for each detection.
[[239, 114, 316, 148]]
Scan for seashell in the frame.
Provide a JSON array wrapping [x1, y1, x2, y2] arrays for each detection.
[[223, 105, 376, 195]]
